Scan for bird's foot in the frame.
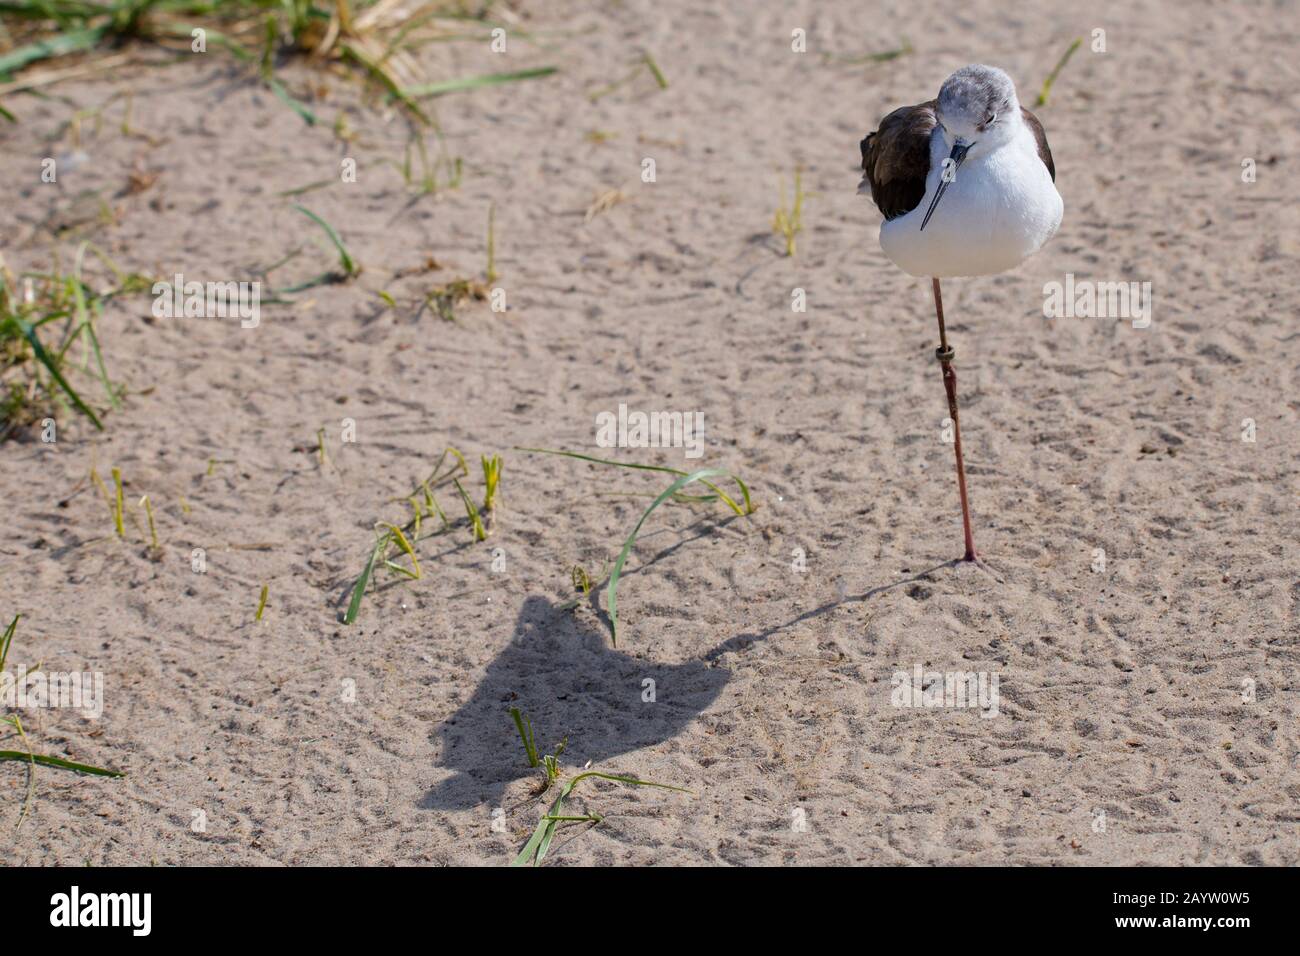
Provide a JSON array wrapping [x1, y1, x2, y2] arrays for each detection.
[[960, 550, 1004, 582]]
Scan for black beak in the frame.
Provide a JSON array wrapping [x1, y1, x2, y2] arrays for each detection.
[[919, 141, 971, 232]]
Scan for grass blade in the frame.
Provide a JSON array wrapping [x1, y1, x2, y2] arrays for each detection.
[[340, 41, 430, 125], [641, 51, 668, 89], [509, 707, 539, 767], [379, 522, 421, 579], [10, 318, 103, 429], [267, 75, 318, 126], [823, 40, 912, 66], [140, 494, 159, 551], [292, 205, 358, 277], [606, 468, 727, 645], [344, 533, 388, 625], [567, 769, 690, 794], [453, 478, 486, 541], [481, 453, 501, 513], [0, 751, 123, 777], [510, 802, 553, 866], [1036, 37, 1083, 107], [0, 25, 105, 75], [403, 66, 558, 99], [515, 447, 751, 516], [79, 303, 118, 408], [0, 614, 17, 672], [110, 467, 125, 537], [72, 244, 119, 409]]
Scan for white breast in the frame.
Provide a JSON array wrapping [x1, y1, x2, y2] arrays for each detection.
[[880, 125, 1062, 278]]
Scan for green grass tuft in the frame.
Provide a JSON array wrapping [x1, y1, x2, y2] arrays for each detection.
[[511, 768, 688, 867], [1, 245, 146, 437], [343, 445, 497, 624], [772, 166, 807, 257]]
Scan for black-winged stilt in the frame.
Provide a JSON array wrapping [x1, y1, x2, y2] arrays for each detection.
[[859, 64, 1062, 563]]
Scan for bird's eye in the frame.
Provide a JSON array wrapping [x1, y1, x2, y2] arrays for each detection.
[[985, 112, 997, 125]]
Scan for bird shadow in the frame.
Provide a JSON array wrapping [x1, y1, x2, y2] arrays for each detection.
[[422, 594, 731, 811], [421, 561, 956, 812]]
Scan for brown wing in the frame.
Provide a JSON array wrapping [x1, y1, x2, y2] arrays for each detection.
[[1020, 106, 1055, 181], [858, 100, 937, 220]]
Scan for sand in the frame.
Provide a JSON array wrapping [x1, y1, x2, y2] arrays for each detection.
[[0, 0, 1297, 865]]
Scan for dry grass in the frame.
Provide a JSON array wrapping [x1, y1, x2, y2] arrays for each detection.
[[0, 1, 557, 125], [584, 187, 627, 223]]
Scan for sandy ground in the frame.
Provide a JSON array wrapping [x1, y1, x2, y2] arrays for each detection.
[[0, 0, 1297, 866]]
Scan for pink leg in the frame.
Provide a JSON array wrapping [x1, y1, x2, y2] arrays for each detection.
[[932, 278, 978, 562]]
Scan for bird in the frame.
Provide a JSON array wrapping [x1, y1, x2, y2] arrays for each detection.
[[859, 64, 1062, 564]]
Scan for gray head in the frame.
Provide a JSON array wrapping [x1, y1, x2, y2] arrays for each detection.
[[935, 65, 1021, 147], [919, 65, 1022, 231]]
